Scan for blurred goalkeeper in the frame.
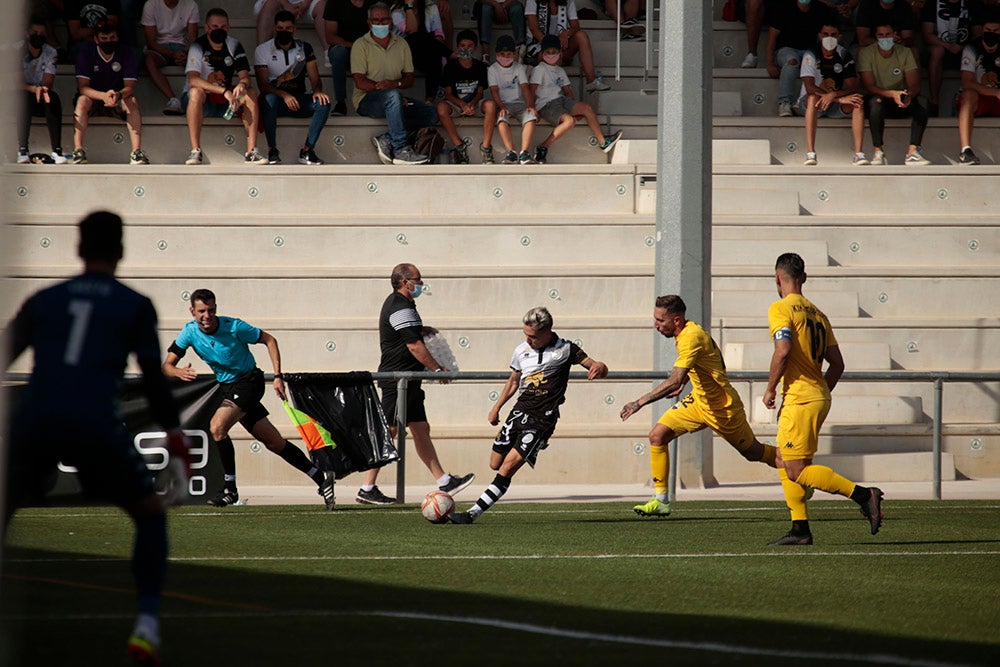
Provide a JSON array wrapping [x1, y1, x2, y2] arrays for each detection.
[[2, 210, 191, 666], [448, 306, 608, 524]]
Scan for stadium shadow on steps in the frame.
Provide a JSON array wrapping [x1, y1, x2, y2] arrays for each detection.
[[2, 545, 997, 666]]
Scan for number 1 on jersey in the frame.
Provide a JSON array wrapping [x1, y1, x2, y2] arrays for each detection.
[[64, 299, 94, 366]]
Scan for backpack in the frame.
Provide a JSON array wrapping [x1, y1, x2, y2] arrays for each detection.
[[407, 127, 445, 164]]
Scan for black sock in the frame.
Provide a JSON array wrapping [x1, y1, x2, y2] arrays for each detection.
[[278, 441, 322, 483], [215, 437, 237, 489], [471, 473, 512, 517], [792, 520, 811, 535], [849, 485, 870, 505]]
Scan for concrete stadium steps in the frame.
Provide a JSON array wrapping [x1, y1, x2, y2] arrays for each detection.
[[714, 224, 1000, 268], [724, 341, 892, 371], [713, 117, 1000, 166], [713, 289, 859, 318], [615, 138, 772, 166], [713, 167, 1000, 215], [3, 164, 639, 215], [712, 275, 1000, 319], [750, 394, 924, 426]]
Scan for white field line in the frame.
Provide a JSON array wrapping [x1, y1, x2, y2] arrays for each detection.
[[0, 608, 980, 667], [6, 550, 1000, 564]]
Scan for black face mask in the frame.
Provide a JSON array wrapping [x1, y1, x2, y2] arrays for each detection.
[[983, 32, 1000, 49], [28, 34, 46, 49], [274, 31, 294, 47], [209, 28, 228, 44], [98, 40, 117, 55]]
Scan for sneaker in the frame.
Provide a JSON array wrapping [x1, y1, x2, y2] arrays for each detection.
[[126, 630, 160, 666], [741, 52, 758, 68], [769, 531, 814, 546], [245, 147, 267, 164], [331, 99, 347, 116], [323, 53, 332, 70], [600, 129, 623, 153], [268, 147, 281, 164], [585, 76, 611, 92], [16, 150, 29, 164], [502, 150, 518, 164], [130, 149, 149, 165], [533, 145, 548, 164], [633, 497, 671, 517], [163, 97, 182, 115], [479, 143, 494, 164], [515, 44, 525, 63], [185, 148, 203, 165], [356, 485, 396, 505], [621, 31, 644, 41], [852, 152, 869, 166], [778, 100, 793, 117], [803, 151, 818, 166], [870, 149, 886, 166], [860, 487, 884, 535], [50, 150, 68, 164], [447, 510, 476, 524], [392, 146, 429, 165], [453, 144, 469, 164], [439, 472, 475, 495], [317, 472, 335, 511], [207, 488, 239, 507], [372, 133, 393, 164], [299, 147, 323, 165], [959, 147, 980, 165], [904, 148, 931, 166], [518, 149, 534, 164], [71, 148, 88, 165]]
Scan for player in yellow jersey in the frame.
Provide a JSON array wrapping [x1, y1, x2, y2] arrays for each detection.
[[764, 253, 884, 545], [620, 295, 778, 517]]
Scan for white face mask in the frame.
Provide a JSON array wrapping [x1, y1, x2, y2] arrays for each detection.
[[821, 36, 838, 51]]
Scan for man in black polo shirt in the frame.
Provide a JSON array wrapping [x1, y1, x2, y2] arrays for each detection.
[[357, 262, 474, 504]]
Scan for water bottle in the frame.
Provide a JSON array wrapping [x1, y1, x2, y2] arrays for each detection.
[[222, 103, 235, 120]]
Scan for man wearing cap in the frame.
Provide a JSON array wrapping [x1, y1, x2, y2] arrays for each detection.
[[72, 21, 148, 165]]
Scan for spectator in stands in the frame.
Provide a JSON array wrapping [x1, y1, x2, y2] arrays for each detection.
[[486, 34, 537, 163], [740, 0, 767, 68], [437, 29, 493, 163], [141, 0, 200, 116], [529, 34, 622, 164], [353, 2, 438, 164], [64, 0, 120, 62], [956, 10, 1000, 163], [922, 0, 972, 115], [476, 0, 526, 63], [971, 0, 1000, 37], [438, 0, 455, 47], [257, 1, 332, 65], [822, 0, 860, 44], [798, 21, 868, 165], [72, 21, 148, 165], [767, 0, 833, 117], [27, 0, 63, 58], [856, 0, 917, 47], [391, 0, 452, 103], [183, 8, 267, 165], [857, 22, 931, 163], [603, 0, 645, 41], [255, 10, 332, 165], [19, 15, 67, 164], [324, 0, 375, 116], [525, 0, 610, 91]]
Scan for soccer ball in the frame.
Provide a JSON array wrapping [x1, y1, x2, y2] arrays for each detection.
[[421, 491, 455, 523]]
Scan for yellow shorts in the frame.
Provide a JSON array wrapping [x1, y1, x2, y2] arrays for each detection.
[[776, 399, 831, 461], [657, 393, 756, 452]]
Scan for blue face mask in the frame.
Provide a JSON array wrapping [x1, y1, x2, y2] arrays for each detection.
[[371, 24, 390, 39], [882, 0, 895, 6], [799, 0, 811, 5], [409, 283, 423, 298], [877, 37, 895, 51]]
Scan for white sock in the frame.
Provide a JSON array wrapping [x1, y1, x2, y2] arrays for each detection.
[[962, 145, 972, 152], [133, 613, 160, 644], [655, 493, 668, 502], [436, 473, 451, 487], [361, 484, 374, 492]]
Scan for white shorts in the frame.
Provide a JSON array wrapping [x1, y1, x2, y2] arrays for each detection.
[[254, 0, 322, 17]]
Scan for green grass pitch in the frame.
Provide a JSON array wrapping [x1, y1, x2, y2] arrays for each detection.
[[2, 499, 999, 666]]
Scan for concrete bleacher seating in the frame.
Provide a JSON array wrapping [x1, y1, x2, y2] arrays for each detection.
[[5, 1, 998, 489]]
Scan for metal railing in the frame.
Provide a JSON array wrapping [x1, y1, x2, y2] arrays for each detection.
[[370, 370, 1000, 502]]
